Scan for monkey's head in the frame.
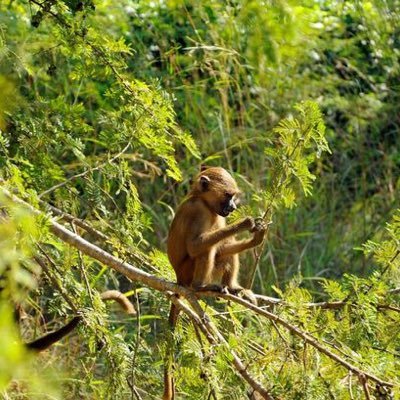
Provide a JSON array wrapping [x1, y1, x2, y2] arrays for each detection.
[[192, 167, 239, 217]]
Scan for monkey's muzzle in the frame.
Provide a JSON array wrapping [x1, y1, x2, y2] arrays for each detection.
[[220, 201, 236, 217]]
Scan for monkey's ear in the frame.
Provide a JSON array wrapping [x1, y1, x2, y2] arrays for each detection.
[[200, 164, 209, 172], [199, 175, 210, 191]]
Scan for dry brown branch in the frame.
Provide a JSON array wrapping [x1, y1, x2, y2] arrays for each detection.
[[377, 304, 400, 313], [34, 255, 78, 313], [257, 294, 399, 314], [359, 374, 372, 400]]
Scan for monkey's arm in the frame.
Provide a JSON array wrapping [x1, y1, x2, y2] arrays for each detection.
[[217, 219, 267, 257], [186, 217, 254, 258], [217, 238, 258, 257]]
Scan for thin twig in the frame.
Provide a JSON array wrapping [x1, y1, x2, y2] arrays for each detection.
[[71, 223, 94, 307], [40, 199, 159, 274], [359, 374, 372, 400], [388, 287, 400, 295], [34, 254, 78, 313], [39, 142, 131, 198], [377, 304, 400, 313], [41, 201, 108, 241], [349, 371, 354, 400], [130, 288, 142, 400]]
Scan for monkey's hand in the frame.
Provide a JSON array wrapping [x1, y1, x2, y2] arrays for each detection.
[[250, 217, 268, 233], [250, 218, 268, 245], [237, 217, 255, 232]]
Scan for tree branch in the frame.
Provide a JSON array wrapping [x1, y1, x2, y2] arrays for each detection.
[[171, 294, 274, 399]]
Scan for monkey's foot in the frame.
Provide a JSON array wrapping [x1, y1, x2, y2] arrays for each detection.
[[228, 288, 258, 305], [226, 286, 244, 295], [193, 284, 225, 293]]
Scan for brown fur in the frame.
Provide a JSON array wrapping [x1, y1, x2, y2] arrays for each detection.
[[163, 167, 266, 400], [100, 290, 137, 315]]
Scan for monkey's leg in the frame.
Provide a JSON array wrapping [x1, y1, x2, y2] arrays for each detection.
[[221, 255, 257, 305], [191, 249, 223, 292], [221, 254, 242, 292]]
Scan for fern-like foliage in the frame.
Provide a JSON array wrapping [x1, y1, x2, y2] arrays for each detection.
[[258, 100, 330, 215]]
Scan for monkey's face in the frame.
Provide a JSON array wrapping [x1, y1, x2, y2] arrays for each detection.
[[193, 167, 239, 217], [218, 192, 237, 217]]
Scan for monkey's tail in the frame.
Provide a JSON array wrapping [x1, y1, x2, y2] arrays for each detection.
[[100, 290, 137, 315], [26, 290, 136, 352], [26, 316, 81, 351], [168, 301, 180, 327], [162, 302, 181, 400]]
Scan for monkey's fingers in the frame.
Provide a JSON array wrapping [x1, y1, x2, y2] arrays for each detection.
[[250, 218, 268, 233], [239, 217, 255, 231], [193, 284, 225, 293], [237, 289, 258, 305], [227, 286, 244, 295]]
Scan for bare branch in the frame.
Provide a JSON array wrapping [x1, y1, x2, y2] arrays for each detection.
[[388, 287, 400, 295], [41, 202, 108, 241], [39, 199, 160, 274]]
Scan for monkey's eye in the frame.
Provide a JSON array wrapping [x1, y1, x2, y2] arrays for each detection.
[[224, 192, 234, 199]]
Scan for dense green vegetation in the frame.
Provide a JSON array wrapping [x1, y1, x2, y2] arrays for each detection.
[[0, 0, 399, 398]]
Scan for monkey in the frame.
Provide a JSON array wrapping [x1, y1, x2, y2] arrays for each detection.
[[25, 290, 136, 351], [168, 166, 266, 300], [163, 166, 266, 400]]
